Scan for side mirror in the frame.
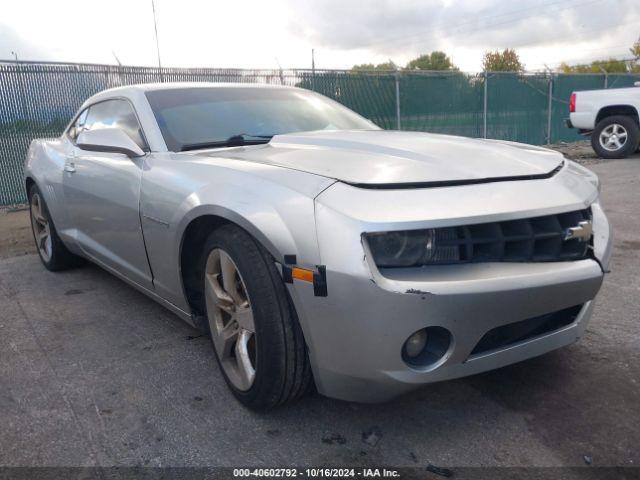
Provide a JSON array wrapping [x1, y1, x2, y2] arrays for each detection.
[[77, 128, 145, 158]]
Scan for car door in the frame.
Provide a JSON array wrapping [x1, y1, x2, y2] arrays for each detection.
[[63, 98, 154, 290]]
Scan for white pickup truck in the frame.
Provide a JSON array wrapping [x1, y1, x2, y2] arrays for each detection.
[[567, 84, 640, 159]]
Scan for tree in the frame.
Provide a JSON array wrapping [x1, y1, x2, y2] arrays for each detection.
[[630, 36, 640, 60], [405, 51, 458, 71], [351, 60, 398, 72], [559, 59, 629, 74], [558, 37, 640, 73], [630, 37, 640, 72], [482, 48, 524, 72]]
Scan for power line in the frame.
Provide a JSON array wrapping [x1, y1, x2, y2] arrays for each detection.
[[151, 0, 163, 82], [389, 0, 575, 43], [507, 19, 639, 52], [360, 0, 635, 72], [383, 0, 586, 47], [364, 0, 607, 51]]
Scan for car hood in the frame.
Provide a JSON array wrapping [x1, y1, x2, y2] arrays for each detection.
[[195, 130, 565, 187]]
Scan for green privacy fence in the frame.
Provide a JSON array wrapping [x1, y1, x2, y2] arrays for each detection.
[[1, 61, 639, 206]]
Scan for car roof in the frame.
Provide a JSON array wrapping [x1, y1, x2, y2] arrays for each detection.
[[99, 81, 289, 95], [82, 82, 295, 108]]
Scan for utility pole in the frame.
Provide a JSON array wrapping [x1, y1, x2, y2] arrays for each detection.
[[112, 51, 123, 66], [395, 71, 401, 130], [545, 66, 553, 145], [483, 71, 488, 138], [111, 51, 124, 87], [311, 48, 316, 91], [547, 77, 553, 144], [151, 0, 164, 82], [598, 66, 608, 89], [275, 57, 284, 85]]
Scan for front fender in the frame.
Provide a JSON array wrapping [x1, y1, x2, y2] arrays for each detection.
[[23, 138, 78, 246], [139, 153, 334, 312], [176, 191, 314, 269]]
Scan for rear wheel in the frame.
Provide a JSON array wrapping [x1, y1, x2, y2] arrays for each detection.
[[28, 184, 81, 271], [591, 115, 639, 159], [200, 224, 312, 411]]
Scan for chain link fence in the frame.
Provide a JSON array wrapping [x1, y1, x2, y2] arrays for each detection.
[[1, 61, 639, 206]]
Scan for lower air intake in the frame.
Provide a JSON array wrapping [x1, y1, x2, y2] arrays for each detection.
[[469, 304, 584, 357]]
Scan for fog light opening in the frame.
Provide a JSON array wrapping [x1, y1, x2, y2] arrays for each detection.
[[404, 329, 428, 358], [402, 326, 452, 367]]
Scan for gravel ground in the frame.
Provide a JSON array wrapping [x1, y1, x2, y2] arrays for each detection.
[[0, 208, 35, 259], [0, 149, 639, 473], [547, 141, 607, 165]]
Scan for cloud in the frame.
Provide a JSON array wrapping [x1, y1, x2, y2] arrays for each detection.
[[284, 0, 640, 69], [0, 24, 50, 61], [0, 0, 638, 71]]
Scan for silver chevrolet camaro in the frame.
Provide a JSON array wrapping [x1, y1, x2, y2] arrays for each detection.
[[24, 83, 612, 410]]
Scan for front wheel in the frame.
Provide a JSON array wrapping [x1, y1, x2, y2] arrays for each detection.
[[591, 115, 639, 159], [200, 224, 312, 411], [28, 184, 82, 271]]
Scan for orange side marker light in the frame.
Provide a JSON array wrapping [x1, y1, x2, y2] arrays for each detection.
[[291, 267, 314, 283]]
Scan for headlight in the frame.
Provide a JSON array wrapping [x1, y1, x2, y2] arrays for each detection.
[[365, 228, 459, 268], [365, 208, 593, 268]]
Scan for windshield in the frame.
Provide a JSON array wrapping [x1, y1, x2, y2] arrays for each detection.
[[145, 86, 379, 152]]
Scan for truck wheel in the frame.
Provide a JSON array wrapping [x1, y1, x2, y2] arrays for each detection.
[[591, 115, 639, 159], [199, 224, 312, 411], [28, 184, 82, 271]]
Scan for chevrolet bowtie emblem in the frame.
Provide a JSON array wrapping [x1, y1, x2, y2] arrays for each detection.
[[564, 220, 593, 242]]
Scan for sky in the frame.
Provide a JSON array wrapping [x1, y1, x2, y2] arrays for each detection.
[[0, 0, 638, 72]]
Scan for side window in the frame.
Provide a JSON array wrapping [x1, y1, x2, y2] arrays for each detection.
[[67, 108, 88, 142], [83, 99, 148, 151]]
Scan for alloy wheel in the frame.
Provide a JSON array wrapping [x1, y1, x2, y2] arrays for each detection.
[[204, 248, 257, 391], [30, 193, 52, 262], [599, 123, 628, 152]]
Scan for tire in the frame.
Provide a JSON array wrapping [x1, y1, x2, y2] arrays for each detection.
[[591, 115, 639, 159], [198, 224, 312, 411], [28, 184, 82, 271]]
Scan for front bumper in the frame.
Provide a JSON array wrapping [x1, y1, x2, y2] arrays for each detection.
[[286, 169, 612, 403], [292, 260, 604, 403]]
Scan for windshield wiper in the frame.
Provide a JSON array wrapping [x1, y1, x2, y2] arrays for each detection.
[[180, 133, 274, 152]]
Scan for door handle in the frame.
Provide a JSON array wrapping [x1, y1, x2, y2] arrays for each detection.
[[64, 162, 76, 173]]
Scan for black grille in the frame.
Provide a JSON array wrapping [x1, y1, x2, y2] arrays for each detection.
[[431, 208, 592, 264], [469, 304, 583, 357]]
